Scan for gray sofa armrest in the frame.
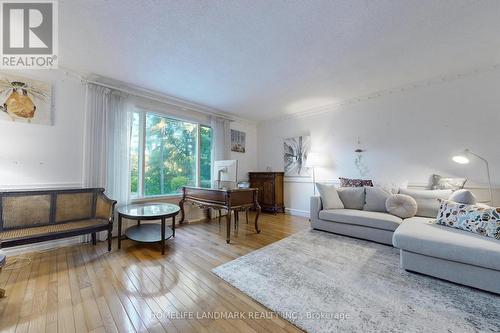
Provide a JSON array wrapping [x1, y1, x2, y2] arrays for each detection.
[[310, 196, 323, 224]]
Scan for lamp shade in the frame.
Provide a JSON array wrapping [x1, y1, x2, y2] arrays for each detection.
[[453, 155, 470, 164], [305, 152, 325, 167]]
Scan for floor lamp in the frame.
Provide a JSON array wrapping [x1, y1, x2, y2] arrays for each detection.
[[453, 149, 493, 205], [305, 152, 323, 195]]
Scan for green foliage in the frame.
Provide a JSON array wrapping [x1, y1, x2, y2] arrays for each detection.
[[130, 114, 213, 196], [200, 126, 212, 188], [170, 176, 189, 191]]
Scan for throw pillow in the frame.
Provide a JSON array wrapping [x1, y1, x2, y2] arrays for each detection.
[[363, 186, 392, 212], [339, 177, 374, 187], [449, 189, 477, 205], [431, 174, 467, 190], [316, 183, 344, 209], [436, 199, 500, 240], [399, 188, 453, 218], [385, 194, 418, 219], [337, 187, 365, 210]]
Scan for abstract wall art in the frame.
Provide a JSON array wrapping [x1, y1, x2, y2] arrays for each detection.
[[284, 135, 311, 177]]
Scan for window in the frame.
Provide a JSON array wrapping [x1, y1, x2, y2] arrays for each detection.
[[129, 111, 212, 197]]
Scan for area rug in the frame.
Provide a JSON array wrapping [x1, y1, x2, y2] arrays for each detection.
[[212, 230, 500, 333]]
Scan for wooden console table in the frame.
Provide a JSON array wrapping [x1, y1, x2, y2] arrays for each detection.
[[179, 186, 261, 244]]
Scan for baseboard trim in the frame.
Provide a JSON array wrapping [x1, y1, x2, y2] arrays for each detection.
[[285, 208, 310, 218]]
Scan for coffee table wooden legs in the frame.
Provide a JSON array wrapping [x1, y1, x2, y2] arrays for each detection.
[[118, 214, 122, 250], [161, 217, 166, 255], [172, 216, 175, 237]]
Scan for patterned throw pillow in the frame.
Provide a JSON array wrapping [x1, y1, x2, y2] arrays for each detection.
[[339, 177, 373, 187], [431, 174, 467, 190], [436, 199, 500, 240]]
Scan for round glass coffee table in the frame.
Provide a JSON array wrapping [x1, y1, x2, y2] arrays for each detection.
[[117, 203, 180, 255]]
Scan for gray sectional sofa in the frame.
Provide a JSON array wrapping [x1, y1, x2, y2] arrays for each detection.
[[310, 195, 500, 294]]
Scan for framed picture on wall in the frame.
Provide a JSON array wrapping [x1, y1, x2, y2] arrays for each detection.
[[231, 129, 246, 153], [0, 73, 51, 125], [284, 135, 311, 177]]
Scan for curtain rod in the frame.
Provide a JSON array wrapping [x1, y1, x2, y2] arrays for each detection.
[[61, 67, 235, 122]]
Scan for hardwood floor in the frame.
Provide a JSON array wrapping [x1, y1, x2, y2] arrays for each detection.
[[0, 213, 309, 333]]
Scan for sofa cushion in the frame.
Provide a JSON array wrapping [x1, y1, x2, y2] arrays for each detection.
[[399, 189, 453, 218], [393, 217, 500, 271], [337, 187, 365, 210], [319, 209, 402, 231], [363, 186, 392, 212], [316, 183, 344, 209]]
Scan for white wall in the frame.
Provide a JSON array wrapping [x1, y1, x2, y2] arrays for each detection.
[[258, 70, 500, 214], [0, 70, 85, 188]]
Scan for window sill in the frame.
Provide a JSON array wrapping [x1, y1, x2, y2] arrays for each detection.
[[130, 193, 182, 203]]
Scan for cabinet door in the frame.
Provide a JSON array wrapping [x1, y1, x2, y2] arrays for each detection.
[[250, 179, 264, 203], [262, 180, 275, 205]]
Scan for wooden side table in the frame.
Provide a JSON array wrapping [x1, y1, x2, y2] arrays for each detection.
[[0, 252, 6, 298]]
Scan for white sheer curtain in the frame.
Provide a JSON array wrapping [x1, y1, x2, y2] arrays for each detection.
[[210, 116, 231, 216], [210, 116, 231, 162], [83, 84, 131, 239]]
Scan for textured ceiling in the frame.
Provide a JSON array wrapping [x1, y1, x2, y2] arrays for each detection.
[[60, 0, 500, 120]]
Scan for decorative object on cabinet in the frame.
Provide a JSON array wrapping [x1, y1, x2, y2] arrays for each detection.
[[249, 172, 285, 213]]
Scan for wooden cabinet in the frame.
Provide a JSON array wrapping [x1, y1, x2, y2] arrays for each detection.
[[249, 172, 285, 213]]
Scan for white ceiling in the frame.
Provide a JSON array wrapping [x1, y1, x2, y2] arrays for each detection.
[[60, 0, 500, 121]]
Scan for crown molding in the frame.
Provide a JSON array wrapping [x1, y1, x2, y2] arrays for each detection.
[[59, 66, 256, 124], [261, 62, 500, 123]]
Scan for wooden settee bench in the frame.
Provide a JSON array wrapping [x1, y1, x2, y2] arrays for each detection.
[[0, 188, 116, 251]]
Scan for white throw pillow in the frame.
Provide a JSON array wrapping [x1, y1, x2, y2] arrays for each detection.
[[364, 186, 392, 212], [386, 194, 418, 219], [399, 189, 453, 218], [449, 189, 477, 205], [316, 183, 344, 209]]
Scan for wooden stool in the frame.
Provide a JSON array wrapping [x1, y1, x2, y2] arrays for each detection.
[[0, 252, 5, 298]]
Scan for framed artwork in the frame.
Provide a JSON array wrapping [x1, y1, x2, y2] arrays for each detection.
[[284, 135, 311, 177], [0, 73, 51, 125], [231, 129, 246, 153]]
